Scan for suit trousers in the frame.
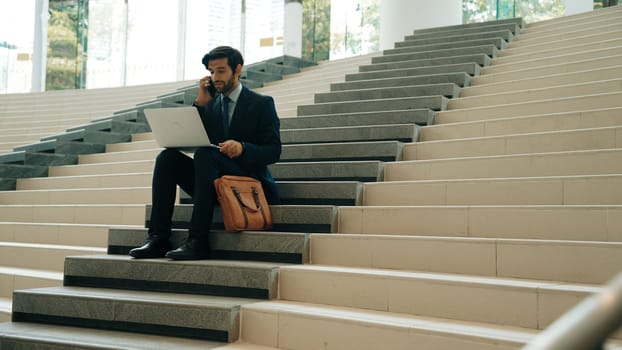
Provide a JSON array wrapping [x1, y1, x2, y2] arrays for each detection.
[[148, 147, 248, 239]]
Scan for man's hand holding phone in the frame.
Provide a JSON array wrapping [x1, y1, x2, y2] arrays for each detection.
[[195, 76, 216, 107]]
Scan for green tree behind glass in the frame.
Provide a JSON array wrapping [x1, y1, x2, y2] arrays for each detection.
[[463, 0, 565, 24], [302, 0, 331, 62], [46, 0, 88, 90]]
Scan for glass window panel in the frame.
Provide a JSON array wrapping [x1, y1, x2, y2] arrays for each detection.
[[0, 0, 36, 93]]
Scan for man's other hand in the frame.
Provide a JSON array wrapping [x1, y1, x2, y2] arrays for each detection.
[[219, 140, 244, 158]]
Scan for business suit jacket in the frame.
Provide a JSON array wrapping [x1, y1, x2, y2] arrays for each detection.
[[196, 86, 282, 204]]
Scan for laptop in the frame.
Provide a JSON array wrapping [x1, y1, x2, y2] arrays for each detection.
[[144, 107, 219, 149]]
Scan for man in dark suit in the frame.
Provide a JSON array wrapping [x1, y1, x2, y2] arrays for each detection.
[[130, 46, 281, 260]]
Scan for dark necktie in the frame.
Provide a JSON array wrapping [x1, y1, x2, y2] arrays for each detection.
[[221, 94, 230, 137]]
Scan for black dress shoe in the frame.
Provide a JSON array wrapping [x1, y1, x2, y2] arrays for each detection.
[[165, 237, 210, 260], [129, 236, 171, 258]]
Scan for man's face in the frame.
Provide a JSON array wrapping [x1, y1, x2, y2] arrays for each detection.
[[208, 57, 239, 95]]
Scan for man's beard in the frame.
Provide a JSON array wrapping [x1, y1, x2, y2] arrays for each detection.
[[218, 75, 236, 95]]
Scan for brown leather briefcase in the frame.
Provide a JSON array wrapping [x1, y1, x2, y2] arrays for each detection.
[[214, 175, 273, 232]]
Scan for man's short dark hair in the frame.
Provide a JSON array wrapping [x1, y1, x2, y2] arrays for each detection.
[[202, 46, 244, 73]]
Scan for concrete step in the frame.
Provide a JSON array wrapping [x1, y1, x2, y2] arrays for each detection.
[[14, 139, 106, 155], [277, 265, 602, 331], [345, 62, 481, 82], [0, 164, 47, 179], [315, 83, 459, 103], [363, 174, 622, 206], [385, 148, 622, 181], [309, 234, 622, 284], [17, 172, 152, 190], [0, 322, 226, 349], [484, 46, 622, 75], [282, 125, 418, 145], [360, 54, 492, 72], [407, 23, 520, 40], [337, 205, 622, 242], [435, 91, 622, 124], [475, 53, 622, 86], [269, 160, 383, 182], [0, 266, 62, 297], [461, 65, 622, 97], [276, 181, 362, 206], [108, 227, 309, 264], [404, 125, 622, 160], [64, 255, 281, 299], [0, 242, 105, 272], [422, 107, 622, 141], [281, 110, 434, 129], [159, 204, 337, 233], [330, 73, 472, 92], [0, 186, 151, 204], [0, 222, 109, 246], [413, 18, 524, 35], [0, 204, 145, 225], [0, 151, 78, 167], [396, 30, 514, 48], [11, 286, 252, 342], [298, 96, 447, 116], [372, 44, 498, 64], [241, 300, 535, 349], [449, 79, 622, 109], [0, 178, 15, 190], [385, 37, 508, 56]]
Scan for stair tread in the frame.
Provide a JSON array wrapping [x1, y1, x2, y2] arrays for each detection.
[[0, 322, 225, 349], [244, 300, 536, 343], [15, 286, 259, 307], [280, 264, 602, 292]]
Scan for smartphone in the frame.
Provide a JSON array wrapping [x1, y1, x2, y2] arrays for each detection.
[[206, 78, 216, 97]]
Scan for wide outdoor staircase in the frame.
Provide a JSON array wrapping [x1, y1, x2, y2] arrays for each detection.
[[1, 4, 622, 349]]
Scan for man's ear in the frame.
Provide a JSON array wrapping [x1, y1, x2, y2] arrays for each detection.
[[235, 64, 243, 79]]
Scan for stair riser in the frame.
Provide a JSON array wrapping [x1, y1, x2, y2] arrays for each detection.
[[420, 108, 622, 141], [504, 29, 622, 56], [280, 110, 434, 129], [363, 176, 622, 207], [338, 206, 622, 242], [310, 234, 622, 284], [282, 126, 417, 146], [449, 79, 622, 110], [384, 38, 508, 56]]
